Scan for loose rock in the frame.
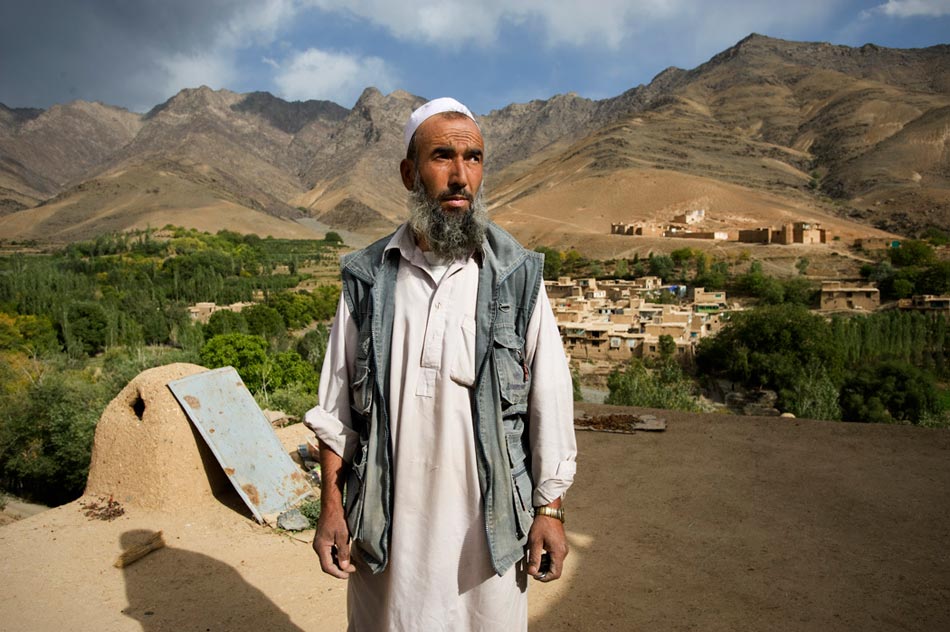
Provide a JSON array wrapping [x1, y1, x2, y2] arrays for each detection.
[[277, 508, 310, 531]]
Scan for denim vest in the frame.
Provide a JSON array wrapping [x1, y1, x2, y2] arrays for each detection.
[[339, 222, 543, 576]]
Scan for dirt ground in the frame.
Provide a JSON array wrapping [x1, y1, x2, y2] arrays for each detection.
[[1, 404, 949, 631]]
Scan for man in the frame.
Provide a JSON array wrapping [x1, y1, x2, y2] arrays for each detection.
[[304, 97, 576, 631]]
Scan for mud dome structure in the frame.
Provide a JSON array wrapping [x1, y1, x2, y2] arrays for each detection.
[[84, 363, 231, 510]]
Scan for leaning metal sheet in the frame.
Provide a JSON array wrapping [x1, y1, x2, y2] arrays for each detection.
[[168, 366, 312, 524]]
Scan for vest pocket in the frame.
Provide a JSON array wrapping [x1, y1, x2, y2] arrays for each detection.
[[493, 324, 530, 415], [505, 430, 534, 539], [351, 331, 374, 416], [345, 441, 368, 540]]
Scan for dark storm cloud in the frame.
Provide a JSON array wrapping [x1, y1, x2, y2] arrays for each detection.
[[0, 0, 248, 111]]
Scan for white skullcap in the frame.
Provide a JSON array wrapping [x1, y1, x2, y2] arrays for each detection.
[[403, 97, 478, 152]]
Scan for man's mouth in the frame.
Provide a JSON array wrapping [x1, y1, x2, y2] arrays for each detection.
[[439, 192, 473, 210]]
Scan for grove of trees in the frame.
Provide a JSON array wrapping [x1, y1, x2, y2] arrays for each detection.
[[696, 305, 949, 425], [0, 227, 342, 505]]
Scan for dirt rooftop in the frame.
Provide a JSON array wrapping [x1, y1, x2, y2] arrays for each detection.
[[0, 371, 948, 631]]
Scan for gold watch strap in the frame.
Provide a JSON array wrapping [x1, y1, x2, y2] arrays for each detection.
[[534, 505, 565, 523]]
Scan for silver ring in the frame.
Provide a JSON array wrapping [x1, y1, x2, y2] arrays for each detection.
[[537, 572, 547, 580]]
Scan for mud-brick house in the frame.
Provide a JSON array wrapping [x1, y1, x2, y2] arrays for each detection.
[[820, 282, 880, 311]]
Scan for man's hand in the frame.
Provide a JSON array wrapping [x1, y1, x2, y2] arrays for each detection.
[[312, 441, 356, 579], [525, 501, 568, 583], [312, 506, 356, 579]]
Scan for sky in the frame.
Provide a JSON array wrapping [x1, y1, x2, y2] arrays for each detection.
[[1, 0, 948, 115]]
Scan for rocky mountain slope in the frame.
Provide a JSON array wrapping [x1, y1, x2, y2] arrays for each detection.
[[0, 34, 946, 244], [488, 34, 950, 242]]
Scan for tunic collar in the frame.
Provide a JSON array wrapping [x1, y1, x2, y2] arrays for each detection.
[[384, 223, 476, 279]]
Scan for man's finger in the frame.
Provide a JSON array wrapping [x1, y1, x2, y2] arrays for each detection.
[[317, 543, 349, 579], [542, 539, 568, 582], [526, 538, 544, 577], [312, 525, 355, 579], [542, 553, 561, 582], [334, 531, 356, 573]]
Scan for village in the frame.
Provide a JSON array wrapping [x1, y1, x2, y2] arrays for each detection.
[[610, 209, 834, 245], [545, 274, 948, 366], [184, 272, 949, 369]]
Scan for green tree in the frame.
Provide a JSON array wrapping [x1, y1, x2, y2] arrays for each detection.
[[242, 304, 286, 340], [571, 367, 583, 402], [658, 334, 676, 361], [268, 350, 319, 393], [781, 277, 817, 307], [922, 227, 950, 246], [200, 334, 318, 398], [889, 240, 935, 267], [694, 261, 729, 290], [259, 382, 318, 419], [795, 257, 809, 276], [839, 360, 937, 424], [297, 324, 330, 369], [62, 301, 110, 356], [200, 334, 269, 392], [205, 310, 248, 338], [269, 292, 313, 329], [648, 254, 674, 282], [614, 259, 629, 278], [535, 246, 562, 280], [919, 261, 950, 295], [0, 372, 101, 504], [738, 261, 786, 304], [670, 248, 693, 265], [563, 250, 583, 274], [310, 284, 340, 321], [891, 277, 915, 299], [696, 304, 844, 397], [781, 367, 841, 420], [606, 359, 699, 411]]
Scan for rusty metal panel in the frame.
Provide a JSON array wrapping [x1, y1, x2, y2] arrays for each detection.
[[168, 366, 312, 524]]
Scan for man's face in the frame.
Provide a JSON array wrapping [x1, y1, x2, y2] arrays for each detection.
[[400, 114, 484, 214]]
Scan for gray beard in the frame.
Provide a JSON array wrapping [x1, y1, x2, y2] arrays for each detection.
[[407, 172, 488, 261]]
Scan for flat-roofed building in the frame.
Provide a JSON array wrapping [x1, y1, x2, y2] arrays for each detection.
[[899, 295, 950, 312], [820, 282, 880, 311]]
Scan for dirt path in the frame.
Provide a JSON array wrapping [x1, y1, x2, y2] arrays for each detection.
[[0, 497, 48, 526]]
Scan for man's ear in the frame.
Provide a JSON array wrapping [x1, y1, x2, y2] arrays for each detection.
[[400, 159, 415, 191]]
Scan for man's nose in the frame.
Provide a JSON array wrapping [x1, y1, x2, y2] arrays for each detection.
[[447, 155, 469, 190]]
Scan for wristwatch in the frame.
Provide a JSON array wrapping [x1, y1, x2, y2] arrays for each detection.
[[534, 505, 565, 523]]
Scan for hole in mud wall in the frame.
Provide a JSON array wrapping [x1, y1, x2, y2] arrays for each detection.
[[132, 395, 146, 421]]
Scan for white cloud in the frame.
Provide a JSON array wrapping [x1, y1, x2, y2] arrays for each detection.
[[158, 51, 239, 97], [219, 0, 300, 47], [151, 0, 300, 101], [865, 0, 950, 18], [274, 48, 398, 105], [304, 0, 666, 48], [302, 0, 844, 50]]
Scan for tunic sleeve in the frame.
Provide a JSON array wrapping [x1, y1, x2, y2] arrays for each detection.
[[303, 291, 361, 463], [523, 281, 578, 506]]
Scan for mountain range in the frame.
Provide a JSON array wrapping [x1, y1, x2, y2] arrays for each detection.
[[0, 34, 947, 250]]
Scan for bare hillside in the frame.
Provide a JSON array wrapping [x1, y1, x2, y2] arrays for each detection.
[[0, 34, 947, 245]]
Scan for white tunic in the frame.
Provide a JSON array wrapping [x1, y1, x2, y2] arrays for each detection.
[[305, 225, 577, 632]]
